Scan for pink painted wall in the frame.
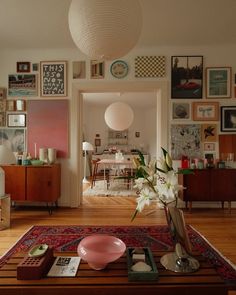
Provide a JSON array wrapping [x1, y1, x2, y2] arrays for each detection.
[[27, 100, 69, 158]]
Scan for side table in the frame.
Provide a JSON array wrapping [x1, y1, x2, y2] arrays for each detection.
[[0, 194, 10, 230]]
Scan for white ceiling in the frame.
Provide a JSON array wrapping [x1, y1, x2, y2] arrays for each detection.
[[0, 0, 235, 50]]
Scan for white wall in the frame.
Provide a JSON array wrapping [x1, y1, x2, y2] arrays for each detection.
[[1, 45, 236, 207]]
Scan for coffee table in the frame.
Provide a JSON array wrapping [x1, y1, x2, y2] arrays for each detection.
[[0, 250, 228, 295]]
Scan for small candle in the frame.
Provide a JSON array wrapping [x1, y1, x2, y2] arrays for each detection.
[[34, 143, 37, 159]]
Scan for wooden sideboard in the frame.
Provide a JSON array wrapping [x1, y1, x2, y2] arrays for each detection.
[[179, 168, 236, 212], [0, 164, 61, 213]]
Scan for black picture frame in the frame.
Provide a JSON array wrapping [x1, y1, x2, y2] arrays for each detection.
[[221, 106, 236, 132], [171, 56, 203, 99]]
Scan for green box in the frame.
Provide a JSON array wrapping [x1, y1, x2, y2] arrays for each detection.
[[126, 247, 158, 281]]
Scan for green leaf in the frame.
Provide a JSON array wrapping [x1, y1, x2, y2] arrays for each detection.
[[131, 209, 138, 221]]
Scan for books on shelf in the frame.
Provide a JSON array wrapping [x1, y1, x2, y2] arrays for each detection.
[[47, 256, 81, 277]]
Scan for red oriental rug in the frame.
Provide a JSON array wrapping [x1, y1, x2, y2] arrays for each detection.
[[0, 225, 235, 286]]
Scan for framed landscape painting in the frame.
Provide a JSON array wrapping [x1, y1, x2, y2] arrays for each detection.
[[171, 56, 203, 99]]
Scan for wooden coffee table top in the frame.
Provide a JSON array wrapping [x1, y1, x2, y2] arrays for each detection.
[[0, 251, 228, 295]]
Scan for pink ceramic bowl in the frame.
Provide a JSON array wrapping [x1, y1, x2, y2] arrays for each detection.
[[77, 234, 126, 270]]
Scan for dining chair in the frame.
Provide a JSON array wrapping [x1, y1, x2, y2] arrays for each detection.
[[91, 159, 110, 189]]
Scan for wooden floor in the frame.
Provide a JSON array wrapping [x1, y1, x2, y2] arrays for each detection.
[[0, 194, 235, 294]]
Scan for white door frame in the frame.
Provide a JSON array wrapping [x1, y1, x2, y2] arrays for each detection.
[[70, 80, 168, 207]]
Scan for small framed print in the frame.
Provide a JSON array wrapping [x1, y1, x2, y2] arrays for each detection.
[[0, 112, 6, 127], [172, 102, 190, 119], [0, 100, 6, 112], [206, 67, 231, 98], [192, 101, 219, 121], [204, 142, 215, 151], [32, 63, 39, 71], [7, 113, 26, 127], [94, 138, 101, 147], [221, 106, 236, 132], [16, 99, 26, 111], [17, 62, 30, 73], [202, 124, 217, 142], [90, 60, 104, 79], [6, 100, 15, 111], [72, 61, 86, 79], [0, 87, 6, 99]]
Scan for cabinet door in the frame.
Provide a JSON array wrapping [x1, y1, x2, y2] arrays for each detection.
[[1, 165, 26, 201], [183, 170, 211, 201], [211, 169, 236, 201], [26, 166, 57, 202]]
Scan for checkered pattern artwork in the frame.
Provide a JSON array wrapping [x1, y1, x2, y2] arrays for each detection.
[[135, 56, 166, 78]]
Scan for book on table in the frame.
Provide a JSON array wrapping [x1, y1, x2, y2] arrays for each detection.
[[47, 256, 81, 277]]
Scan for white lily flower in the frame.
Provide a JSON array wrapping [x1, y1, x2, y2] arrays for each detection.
[[136, 187, 157, 212]]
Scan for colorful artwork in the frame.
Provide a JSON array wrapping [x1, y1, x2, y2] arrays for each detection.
[[8, 74, 37, 96], [27, 100, 69, 158], [171, 124, 202, 160]]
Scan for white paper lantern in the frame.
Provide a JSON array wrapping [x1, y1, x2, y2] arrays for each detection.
[[68, 0, 142, 60], [104, 102, 134, 131]]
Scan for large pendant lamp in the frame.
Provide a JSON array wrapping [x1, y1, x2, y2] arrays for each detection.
[[104, 102, 134, 131], [68, 0, 142, 60]]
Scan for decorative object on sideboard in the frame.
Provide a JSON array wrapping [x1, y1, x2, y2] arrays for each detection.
[[105, 102, 134, 131], [82, 141, 94, 183], [68, 0, 142, 60]]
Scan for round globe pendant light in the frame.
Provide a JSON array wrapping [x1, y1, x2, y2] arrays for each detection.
[[104, 102, 134, 131], [68, 0, 142, 60]]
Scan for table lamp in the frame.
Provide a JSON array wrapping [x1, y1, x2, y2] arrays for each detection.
[[82, 141, 94, 183]]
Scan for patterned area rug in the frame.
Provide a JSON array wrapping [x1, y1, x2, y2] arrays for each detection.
[[83, 180, 137, 196], [0, 225, 235, 285]]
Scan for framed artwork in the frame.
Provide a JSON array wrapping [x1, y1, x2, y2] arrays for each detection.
[[16, 99, 26, 111], [0, 87, 6, 99], [7, 113, 26, 127], [90, 60, 104, 79], [110, 60, 129, 78], [40, 61, 67, 97], [171, 56, 203, 98], [6, 100, 15, 111], [135, 55, 165, 78], [206, 67, 231, 98], [0, 100, 6, 112], [8, 74, 38, 96], [170, 124, 202, 160], [94, 138, 101, 146], [204, 143, 215, 151], [72, 61, 86, 79], [172, 102, 190, 119], [192, 101, 219, 121], [0, 128, 26, 152], [17, 62, 30, 73], [220, 106, 236, 132], [0, 112, 6, 127], [202, 124, 217, 142], [32, 63, 39, 71]]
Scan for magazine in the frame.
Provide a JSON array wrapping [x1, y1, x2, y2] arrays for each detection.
[[47, 256, 81, 277]]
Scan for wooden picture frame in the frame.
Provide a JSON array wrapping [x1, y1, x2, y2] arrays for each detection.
[[8, 74, 38, 97], [0, 100, 6, 112], [221, 106, 236, 132], [17, 62, 30, 73], [0, 87, 6, 99], [204, 142, 215, 151], [206, 67, 231, 98], [7, 113, 26, 127], [90, 60, 104, 79], [6, 100, 15, 111], [0, 112, 6, 127], [171, 56, 203, 98], [40, 61, 67, 97], [192, 101, 219, 121], [172, 102, 190, 120], [16, 99, 26, 111], [202, 124, 217, 142]]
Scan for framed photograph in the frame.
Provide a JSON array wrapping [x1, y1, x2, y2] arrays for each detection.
[[192, 101, 219, 121], [16, 99, 26, 111], [221, 106, 236, 132], [32, 63, 39, 71], [40, 61, 67, 97], [172, 102, 190, 119], [0, 100, 6, 112], [171, 56, 203, 98], [90, 60, 104, 79], [73, 61, 86, 79], [202, 124, 217, 142], [206, 67, 231, 98], [17, 62, 30, 73], [0, 128, 26, 152], [0, 87, 6, 99], [7, 114, 26, 127], [94, 138, 101, 147], [204, 142, 215, 151], [8, 74, 38, 96], [0, 112, 6, 127], [6, 100, 15, 111]]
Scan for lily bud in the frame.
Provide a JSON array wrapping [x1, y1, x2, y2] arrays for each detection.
[[165, 153, 173, 169]]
